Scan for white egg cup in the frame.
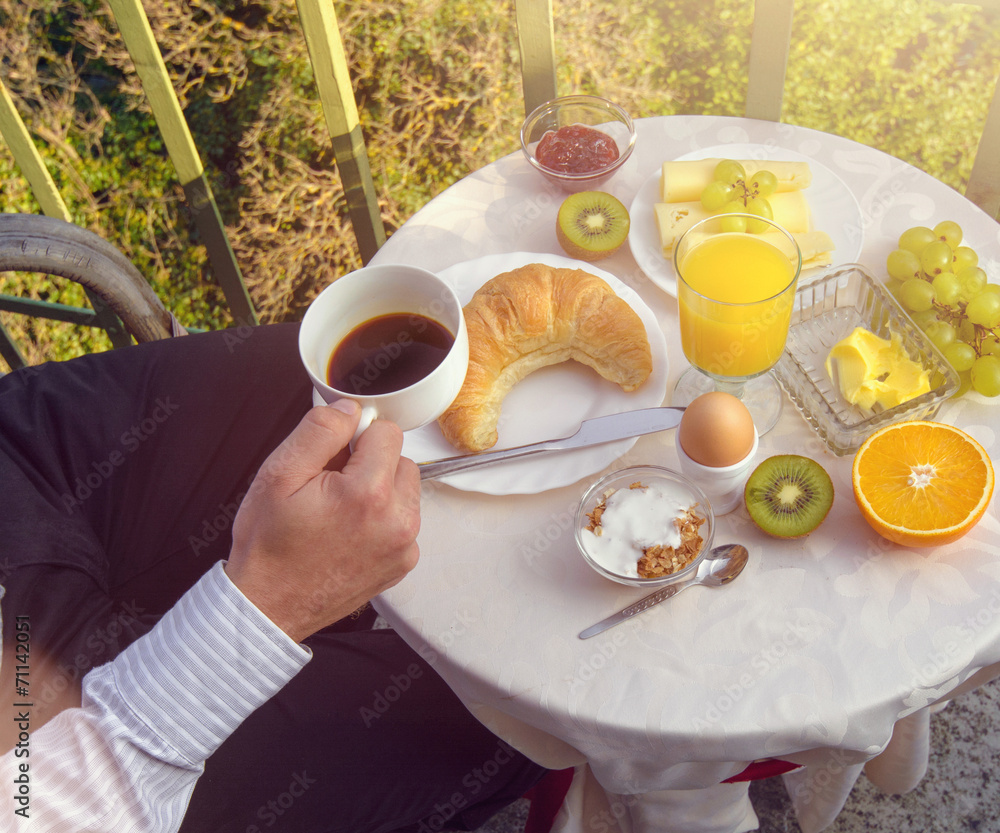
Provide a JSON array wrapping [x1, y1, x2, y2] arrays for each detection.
[[675, 427, 759, 515]]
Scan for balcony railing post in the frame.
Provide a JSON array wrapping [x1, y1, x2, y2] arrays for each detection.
[[938, 0, 1000, 219], [104, 0, 258, 326], [0, 324, 27, 371], [746, 0, 795, 122], [294, 0, 386, 264], [0, 77, 130, 352], [515, 0, 558, 118]]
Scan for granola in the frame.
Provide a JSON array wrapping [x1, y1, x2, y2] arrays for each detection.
[[586, 481, 705, 579]]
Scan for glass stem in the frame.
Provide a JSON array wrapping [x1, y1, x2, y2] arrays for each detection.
[[714, 380, 747, 400]]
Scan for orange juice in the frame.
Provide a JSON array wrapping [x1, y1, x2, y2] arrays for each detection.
[[678, 233, 797, 378]]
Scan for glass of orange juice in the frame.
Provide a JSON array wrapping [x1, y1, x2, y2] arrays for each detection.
[[673, 213, 802, 434]]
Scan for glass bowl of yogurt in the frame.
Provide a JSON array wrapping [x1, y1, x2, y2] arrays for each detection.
[[575, 465, 715, 587]]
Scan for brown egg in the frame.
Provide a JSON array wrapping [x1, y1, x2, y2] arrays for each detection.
[[678, 392, 756, 467]]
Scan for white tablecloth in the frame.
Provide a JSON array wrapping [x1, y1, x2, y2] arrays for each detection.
[[370, 115, 1000, 833]]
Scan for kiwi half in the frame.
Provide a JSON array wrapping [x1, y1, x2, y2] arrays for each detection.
[[556, 191, 630, 262], [744, 455, 834, 538]]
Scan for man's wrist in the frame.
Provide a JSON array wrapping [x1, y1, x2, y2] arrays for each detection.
[[223, 560, 315, 643]]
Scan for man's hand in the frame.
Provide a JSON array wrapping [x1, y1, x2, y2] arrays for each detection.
[[225, 400, 421, 642]]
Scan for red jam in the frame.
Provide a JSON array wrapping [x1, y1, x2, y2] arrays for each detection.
[[535, 124, 620, 174]]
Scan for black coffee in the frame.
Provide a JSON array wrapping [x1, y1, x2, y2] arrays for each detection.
[[327, 313, 454, 395]]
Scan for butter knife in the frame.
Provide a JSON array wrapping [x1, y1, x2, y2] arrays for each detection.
[[417, 406, 684, 480]]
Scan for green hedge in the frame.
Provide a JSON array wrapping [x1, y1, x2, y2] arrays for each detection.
[[1, 0, 997, 365]]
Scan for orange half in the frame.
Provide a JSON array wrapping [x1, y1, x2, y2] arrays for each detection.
[[852, 421, 994, 548]]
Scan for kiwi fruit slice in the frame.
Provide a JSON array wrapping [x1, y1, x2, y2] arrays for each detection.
[[556, 191, 630, 262], [744, 455, 834, 538]]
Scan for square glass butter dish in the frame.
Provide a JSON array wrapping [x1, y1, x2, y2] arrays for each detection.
[[773, 264, 959, 456]]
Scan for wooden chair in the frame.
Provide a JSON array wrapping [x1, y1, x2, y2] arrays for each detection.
[[0, 213, 180, 365]]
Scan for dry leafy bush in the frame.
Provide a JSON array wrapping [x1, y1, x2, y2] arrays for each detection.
[[1, 0, 999, 366]]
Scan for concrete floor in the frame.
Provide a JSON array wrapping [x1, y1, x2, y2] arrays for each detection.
[[467, 677, 1000, 832]]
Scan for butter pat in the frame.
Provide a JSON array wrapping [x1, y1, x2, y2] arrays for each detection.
[[825, 327, 931, 412]]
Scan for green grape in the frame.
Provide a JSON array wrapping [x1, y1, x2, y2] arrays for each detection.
[[909, 309, 938, 330], [955, 370, 974, 397], [745, 197, 774, 233], [720, 216, 748, 232], [885, 279, 907, 306], [957, 266, 988, 300], [898, 226, 937, 254], [966, 292, 1000, 328], [982, 338, 1000, 357], [958, 318, 978, 343], [981, 283, 1000, 297], [919, 241, 954, 277], [887, 249, 921, 282], [885, 277, 903, 294], [971, 355, 1000, 397], [933, 220, 963, 249], [714, 160, 746, 185], [718, 202, 748, 232], [953, 246, 978, 272], [943, 341, 977, 373], [750, 170, 778, 198], [746, 196, 773, 218], [899, 278, 936, 312], [701, 181, 735, 211], [931, 271, 960, 306], [924, 320, 957, 351]]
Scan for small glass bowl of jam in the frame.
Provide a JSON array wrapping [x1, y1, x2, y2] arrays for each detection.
[[520, 95, 636, 192]]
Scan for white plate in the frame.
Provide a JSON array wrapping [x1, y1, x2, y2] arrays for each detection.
[[628, 143, 864, 297], [401, 252, 669, 495]]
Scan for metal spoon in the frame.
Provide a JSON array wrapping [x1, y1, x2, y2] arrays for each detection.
[[578, 543, 749, 639]]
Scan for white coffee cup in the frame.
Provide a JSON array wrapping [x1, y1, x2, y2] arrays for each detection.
[[299, 263, 469, 443]]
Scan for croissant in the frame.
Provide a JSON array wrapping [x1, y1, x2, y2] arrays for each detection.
[[438, 263, 653, 452]]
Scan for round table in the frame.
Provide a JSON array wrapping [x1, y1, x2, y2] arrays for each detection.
[[369, 115, 1000, 833]]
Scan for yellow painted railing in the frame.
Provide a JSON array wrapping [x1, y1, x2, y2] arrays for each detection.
[[0, 0, 380, 368], [295, 0, 385, 261], [100, 0, 257, 328], [1, 0, 998, 371]]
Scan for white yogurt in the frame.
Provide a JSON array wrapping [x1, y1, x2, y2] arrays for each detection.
[[582, 482, 691, 578]]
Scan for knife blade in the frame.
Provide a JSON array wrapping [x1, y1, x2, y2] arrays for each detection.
[[417, 406, 684, 480]]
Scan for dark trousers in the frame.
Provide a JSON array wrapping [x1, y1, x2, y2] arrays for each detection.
[[0, 323, 545, 832]]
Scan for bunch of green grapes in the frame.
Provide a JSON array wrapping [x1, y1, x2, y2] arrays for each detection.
[[700, 160, 778, 233], [886, 221, 1000, 397]]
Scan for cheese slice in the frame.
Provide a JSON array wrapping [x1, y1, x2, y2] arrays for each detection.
[[758, 230, 835, 268], [654, 190, 812, 254], [660, 159, 813, 203]]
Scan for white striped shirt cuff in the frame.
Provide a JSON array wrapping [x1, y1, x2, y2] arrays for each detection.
[[85, 560, 312, 768]]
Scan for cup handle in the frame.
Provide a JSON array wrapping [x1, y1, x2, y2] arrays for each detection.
[[350, 405, 378, 448]]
